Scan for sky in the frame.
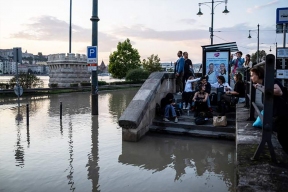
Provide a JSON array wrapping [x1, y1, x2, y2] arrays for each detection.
[[0, 0, 287, 64]]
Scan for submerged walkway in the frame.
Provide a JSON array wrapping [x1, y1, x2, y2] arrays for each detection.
[[236, 103, 288, 191]]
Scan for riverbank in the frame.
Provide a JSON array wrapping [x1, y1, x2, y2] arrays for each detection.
[[0, 84, 142, 97]]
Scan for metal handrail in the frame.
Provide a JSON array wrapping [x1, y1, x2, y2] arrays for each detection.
[[244, 54, 276, 162]]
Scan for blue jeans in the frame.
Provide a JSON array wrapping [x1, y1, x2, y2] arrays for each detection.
[[165, 104, 176, 118]]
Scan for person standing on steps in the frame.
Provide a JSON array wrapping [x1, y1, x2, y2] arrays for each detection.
[[182, 76, 201, 110], [175, 51, 185, 95], [230, 51, 245, 81], [183, 52, 194, 90]]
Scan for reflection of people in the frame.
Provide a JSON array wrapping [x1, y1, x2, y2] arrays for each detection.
[[207, 63, 217, 84]]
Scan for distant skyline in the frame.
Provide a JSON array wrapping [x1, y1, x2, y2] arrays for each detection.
[[0, 0, 287, 64]]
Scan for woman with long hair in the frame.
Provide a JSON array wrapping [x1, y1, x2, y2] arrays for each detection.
[[244, 54, 252, 69], [192, 84, 209, 117]]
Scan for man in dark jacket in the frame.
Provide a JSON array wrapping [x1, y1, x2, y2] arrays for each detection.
[[183, 52, 194, 90]]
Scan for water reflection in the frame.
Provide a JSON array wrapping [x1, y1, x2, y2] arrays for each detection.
[[108, 89, 137, 121], [0, 89, 235, 192], [66, 116, 75, 191], [119, 135, 235, 191], [87, 116, 100, 192], [14, 125, 25, 168]]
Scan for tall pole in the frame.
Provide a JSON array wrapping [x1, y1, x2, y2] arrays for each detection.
[[69, 0, 72, 53], [257, 24, 260, 63], [211, 0, 214, 45], [91, 0, 100, 115], [282, 23, 286, 86]]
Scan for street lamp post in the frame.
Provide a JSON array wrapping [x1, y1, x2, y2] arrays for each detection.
[[197, 0, 229, 45], [69, 0, 72, 53], [248, 24, 260, 63]]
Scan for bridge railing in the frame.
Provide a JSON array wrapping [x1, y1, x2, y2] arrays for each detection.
[[244, 54, 276, 162]]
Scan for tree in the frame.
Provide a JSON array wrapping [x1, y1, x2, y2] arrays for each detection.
[[142, 54, 162, 74], [108, 39, 141, 79], [251, 50, 267, 63], [9, 72, 44, 88]]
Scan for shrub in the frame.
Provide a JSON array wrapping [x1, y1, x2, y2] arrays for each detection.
[[80, 82, 91, 86], [98, 81, 108, 86], [50, 83, 58, 88], [125, 68, 149, 82], [70, 83, 78, 87]]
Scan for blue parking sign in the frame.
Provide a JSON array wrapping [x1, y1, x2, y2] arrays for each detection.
[[87, 46, 97, 63]]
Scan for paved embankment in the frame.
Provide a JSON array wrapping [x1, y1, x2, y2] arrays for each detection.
[[236, 103, 288, 191]]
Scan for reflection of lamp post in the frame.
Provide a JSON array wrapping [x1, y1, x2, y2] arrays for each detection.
[[197, 0, 229, 45], [248, 24, 260, 63], [69, 0, 72, 53]]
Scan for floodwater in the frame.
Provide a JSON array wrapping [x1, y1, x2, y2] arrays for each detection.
[[0, 89, 235, 192]]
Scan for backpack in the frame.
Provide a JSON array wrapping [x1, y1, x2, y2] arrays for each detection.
[[155, 103, 162, 117], [195, 116, 206, 125], [209, 92, 217, 106]]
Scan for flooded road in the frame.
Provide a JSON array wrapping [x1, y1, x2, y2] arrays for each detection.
[[0, 89, 235, 192]]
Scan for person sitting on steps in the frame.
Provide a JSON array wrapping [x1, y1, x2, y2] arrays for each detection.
[[161, 93, 178, 123], [182, 76, 200, 110], [192, 84, 209, 117], [219, 73, 245, 115]]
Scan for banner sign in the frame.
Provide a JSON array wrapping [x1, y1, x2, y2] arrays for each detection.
[[205, 51, 230, 84]]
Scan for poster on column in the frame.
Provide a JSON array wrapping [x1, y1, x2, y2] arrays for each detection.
[[205, 51, 230, 84]]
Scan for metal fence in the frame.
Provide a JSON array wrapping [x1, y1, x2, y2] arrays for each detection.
[[244, 54, 276, 162]]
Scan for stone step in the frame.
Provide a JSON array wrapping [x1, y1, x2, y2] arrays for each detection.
[[149, 125, 235, 140], [170, 113, 236, 123], [152, 119, 236, 133]]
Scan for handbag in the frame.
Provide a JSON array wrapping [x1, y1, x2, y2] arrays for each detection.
[[213, 116, 227, 127]]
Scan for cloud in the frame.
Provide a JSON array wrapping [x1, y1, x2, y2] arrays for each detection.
[[246, 0, 279, 13], [111, 24, 209, 41], [179, 19, 197, 25], [10, 15, 120, 52]]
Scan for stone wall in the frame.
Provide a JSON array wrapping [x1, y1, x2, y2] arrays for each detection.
[[47, 53, 90, 87], [118, 72, 175, 142]]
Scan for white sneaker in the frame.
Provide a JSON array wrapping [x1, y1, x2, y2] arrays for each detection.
[[177, 92, 182, 95], [163, 118, 170, 122], [183, 103, 186, 109], [174, 117, 178, 123], [185, 104, 190, 110]]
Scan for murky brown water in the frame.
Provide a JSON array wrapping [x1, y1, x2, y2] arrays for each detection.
[[0, 89, 235, 192]]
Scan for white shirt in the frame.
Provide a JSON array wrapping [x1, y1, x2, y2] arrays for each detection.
[[184, 78, 200, 92], [211, 82, 232, 92]]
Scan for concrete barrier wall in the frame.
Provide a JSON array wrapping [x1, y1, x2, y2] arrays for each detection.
[[119, 72, 175, 142]]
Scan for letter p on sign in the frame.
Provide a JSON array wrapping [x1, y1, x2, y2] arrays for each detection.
[[87, 46, 97, 63]]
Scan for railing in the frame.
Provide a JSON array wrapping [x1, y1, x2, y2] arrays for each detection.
[[244, 54, 276, 162]]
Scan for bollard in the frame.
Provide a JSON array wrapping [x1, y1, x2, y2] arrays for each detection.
[[26, 104, 29, 126], [60, 102, 62, 120]]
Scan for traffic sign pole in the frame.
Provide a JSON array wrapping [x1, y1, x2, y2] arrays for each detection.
[[282, 23, 286, 85], [91, 0, 100, 115]]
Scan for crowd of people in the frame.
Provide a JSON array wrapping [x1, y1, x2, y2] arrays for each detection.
[[159, 49, 288, 154], [161, 50, 257, 122]]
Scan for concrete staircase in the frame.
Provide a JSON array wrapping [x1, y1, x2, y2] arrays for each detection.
[[149, 94, 236, 140]]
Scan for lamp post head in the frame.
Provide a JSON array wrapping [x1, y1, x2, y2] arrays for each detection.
[[197, 7, 203, 16], [222, 6, 229, 14], [248, 30, 252, 39]]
